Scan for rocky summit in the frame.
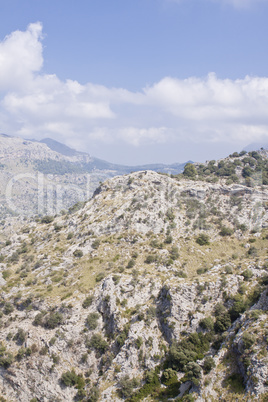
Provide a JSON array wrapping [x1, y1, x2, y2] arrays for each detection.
[[0, 151, 267, 401]]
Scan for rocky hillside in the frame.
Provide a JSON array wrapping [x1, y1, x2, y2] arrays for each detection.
[[0, 134, 187, 219], [0, 165, 267, 401]]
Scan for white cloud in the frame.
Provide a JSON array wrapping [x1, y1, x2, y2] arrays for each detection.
[[0, 22, 43, 91], [0, 23, 268, 161]]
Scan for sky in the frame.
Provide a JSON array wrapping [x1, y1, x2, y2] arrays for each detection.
[[0, 0, 268, 165]]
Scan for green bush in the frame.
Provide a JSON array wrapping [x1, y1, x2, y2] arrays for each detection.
[[170, 246, 179, 260], [219, 226, 234, 236], [164, 235, 173, 244], [86, 312, 99, 330], [196, 233, 210, 246], [117, 375, 139, 399], [116, 324, 130, 348], [214, 312, 231, 333], [242, 332, 255, 350], [82, 295, 94, 309], [0, 343, 14, 368], [135, 336, 143, 349], [203, 356, 216, 374], [33, 311, 46, 326], [168, 332, 210, 371], [161, 368, 177, 385], [127, 259, 135, 269], [87, 386, 100, 402], [92, 239, 100, 249], [199, 317, 214, 331], [60, 369, 85, 389], [87, 333, 109, 355], [184, 361, 201, 385], [33, 311, 63, 329], [144, 255, 157, 264], [3, 303, 14, 315], [13, 328, 26, 345], [183, 163, 197, 178], [241, 269, 253, 280], [95, 272, 105, 282], [41, 215, 54, 224], [229, 299, 247, 321], [73, 249, 83, 258], [129, 368, 161, 402]]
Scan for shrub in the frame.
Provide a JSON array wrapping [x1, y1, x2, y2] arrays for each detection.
[[87, 386, 100, 402], [87, 333, 109, 355], [165, 235, 173, 244], [242, 167, 253, 178], [33, 311, 46, 326], [3, 303, 14, 315], [61, 369, 85, 389], [242, 269, 253, 281], [161, 368, 177, 385], [183, 163, 197, 178], [229, 300, 247, 321], [219, 226, 234, 236], [170, 246, 179, 260], [175, 270, 187, 278], [242, 332, 255, 350], [86, 312, 99, 330], [135, 336, 143, 349], [95, 272, 105, 282], [112, 275, 120, 285], [117, 375, 139, 399], [184, 361, 201, 385], [214, 312, 231, 333], [73, 249, 83, 258], [116, 324, 130, 348], [92, 239, 100, 249], [168, 332, 210, 371], [13, 328, 26, 345], [144, 255, 157, 264], [82, 295, 94, 309], [0, 343, 14, 368], [196, 233, 210, 246], [127, 259, 135, 269], [43, 312, 63, 329], [41, 215, 54, 224], [199, 317, 214, 331], [203, 356, 216, 374]]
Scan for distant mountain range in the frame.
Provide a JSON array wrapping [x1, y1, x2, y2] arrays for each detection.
[[243, 142, 268, 152], [32, 137, 191, 175], [0, 134, 190, 218]]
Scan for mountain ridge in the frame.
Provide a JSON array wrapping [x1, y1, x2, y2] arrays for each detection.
[[0, 164, 267, 401]]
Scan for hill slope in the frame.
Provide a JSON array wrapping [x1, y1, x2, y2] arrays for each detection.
[[0, 166, 267, 401]]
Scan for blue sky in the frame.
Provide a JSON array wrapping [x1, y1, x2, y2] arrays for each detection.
[[0, 0, 268, 164]]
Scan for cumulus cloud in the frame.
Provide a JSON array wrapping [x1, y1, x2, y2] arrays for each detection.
[[0, 23, 268, 162], [0, 22, 43, 91]]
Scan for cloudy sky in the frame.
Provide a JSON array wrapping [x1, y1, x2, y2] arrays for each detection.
[[0, 0, 268, 165]]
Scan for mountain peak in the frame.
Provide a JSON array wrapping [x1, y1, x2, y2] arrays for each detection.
[[40, 138, 80, 157]]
